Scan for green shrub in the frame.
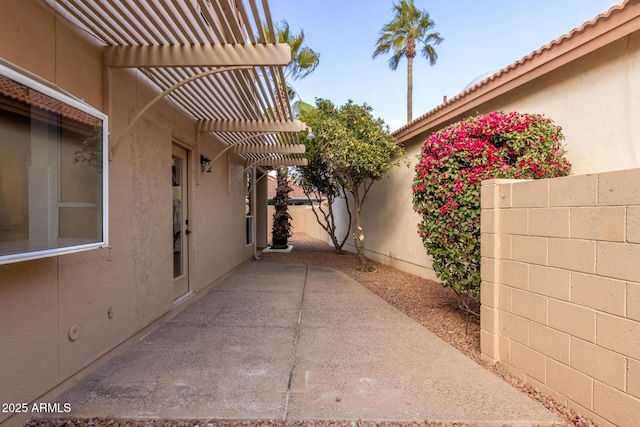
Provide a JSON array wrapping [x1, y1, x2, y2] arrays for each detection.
[[412, 111, 571, 304]]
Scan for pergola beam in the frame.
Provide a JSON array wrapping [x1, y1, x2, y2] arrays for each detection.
[[252, 158, 308, 167], [103, 43, 292, 68], [234, 144, 306, 154], [200, 119, 307, 133]]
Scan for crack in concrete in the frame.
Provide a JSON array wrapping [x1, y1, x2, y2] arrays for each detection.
[[282, 263, 308, 420]]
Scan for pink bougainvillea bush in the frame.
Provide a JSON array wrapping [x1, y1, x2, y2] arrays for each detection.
[[412, 111, 571, 305]]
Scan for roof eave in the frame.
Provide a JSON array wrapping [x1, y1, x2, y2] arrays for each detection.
[[393, 0, 640, 145]]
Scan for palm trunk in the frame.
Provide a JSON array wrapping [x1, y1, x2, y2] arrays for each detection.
[[407, 56, 413, 123]]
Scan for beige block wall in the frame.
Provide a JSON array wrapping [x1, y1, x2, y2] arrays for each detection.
[[0, 2, 253, 426], [481, 170, 640, 427]]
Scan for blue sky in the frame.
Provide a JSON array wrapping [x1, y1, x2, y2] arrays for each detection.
[[267, 0, 623, 131]]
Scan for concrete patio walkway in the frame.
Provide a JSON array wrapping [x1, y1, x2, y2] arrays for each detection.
[[48, 262, 563, 426]]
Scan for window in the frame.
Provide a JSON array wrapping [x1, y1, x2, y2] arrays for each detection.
[[0, 63, 108, 264]]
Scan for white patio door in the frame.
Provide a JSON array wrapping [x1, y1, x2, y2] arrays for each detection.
[[172, 144, 189, 300]]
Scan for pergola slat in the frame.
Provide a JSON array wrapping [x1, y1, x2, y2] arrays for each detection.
[[50, 0, 308, 170]]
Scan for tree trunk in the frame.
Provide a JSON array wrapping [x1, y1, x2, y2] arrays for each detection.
[[407, 56, 413, 123], [351, 186, 370, 270]]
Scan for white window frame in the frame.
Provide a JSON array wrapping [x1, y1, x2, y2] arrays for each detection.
[[0, 63, 109, 265]]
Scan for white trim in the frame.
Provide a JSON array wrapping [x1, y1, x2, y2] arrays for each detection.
[[0, 62, 109, 265]]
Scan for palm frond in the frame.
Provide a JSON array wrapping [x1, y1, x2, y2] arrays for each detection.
[[372, 0, 441, 70]]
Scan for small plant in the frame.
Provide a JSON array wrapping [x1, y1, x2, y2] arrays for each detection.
[[412, 111, 571, 311]]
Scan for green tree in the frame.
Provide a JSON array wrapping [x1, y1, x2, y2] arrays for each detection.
[[372, 0, 442, 123], [293, 123, 351, 253], [298, 99, 405, 270]]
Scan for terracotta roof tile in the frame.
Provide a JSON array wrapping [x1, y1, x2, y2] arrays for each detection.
[[393, 0, 636, 139], [0, 74, 101, 126]]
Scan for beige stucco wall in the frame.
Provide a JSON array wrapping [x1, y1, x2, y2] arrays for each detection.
[[479, 33, 640, 176], [324, 29, 640, 281], [266, 204, 334, 248], [0, 2, 253, 426], [481, 170, 640, 427]]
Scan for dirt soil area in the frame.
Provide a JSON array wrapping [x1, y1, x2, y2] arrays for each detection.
[[255, 234, 602, 427]]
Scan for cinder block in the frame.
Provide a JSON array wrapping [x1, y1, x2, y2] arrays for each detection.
[[529, 265, 571, 300], [481, 305, 498, 333], [548, 238, 596, 274], [512, 179, 549, 208], [529, 208, 570, 238], [512, 235, 548, 266], [481, 257, 498, 283], [596, 313, 640, 359], [480, 208, 496, 233], [548, 299, 596, 342], [499, 209, 528, 235], [571, 207, 626, 242], [546, 358, 593, 409], [500, 234, 512, 259], [628, 357, 640, 399], [571, 337, 626, 390], [571, 273, 626, 316], [500, 285, 512, 312], [499, 260, 529, 290], [480, 232, 499, 258], [481, 280, 499, 308], [594, 381, 640, 427], [596, 241, 640, 282], [549, 173, 598, 207], [530, 322, 570, 364], [628, 281, 640, 322], [480, 329, 498, 360], [500, 309, 529, 345], [511, 289, 548, 324], [627, 207, 640, 243], [599, 168, 640, 206], [510, 340, 546, 383], [499, 183, 512, 208], [499, 335, 510, 363], [481, 181, 497, 210]]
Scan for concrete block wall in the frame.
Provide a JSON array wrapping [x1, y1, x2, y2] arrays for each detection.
[[481, 169, 640, 427]]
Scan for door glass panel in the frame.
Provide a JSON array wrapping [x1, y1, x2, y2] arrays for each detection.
[[172, 156, 183, 278]]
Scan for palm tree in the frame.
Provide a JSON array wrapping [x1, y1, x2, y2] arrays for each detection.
[[261, 22, 320, 247], [262, 21, 320, 116], [372, 0, 443, 123]]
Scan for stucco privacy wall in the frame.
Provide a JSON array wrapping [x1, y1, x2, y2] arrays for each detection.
[[478, 31, 640, 176], [0, 2, 253, 426], [322, 4, 640, 281], [480, 170, 640, 427], [266, 204, 335, 247]]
